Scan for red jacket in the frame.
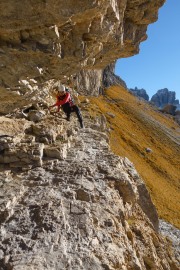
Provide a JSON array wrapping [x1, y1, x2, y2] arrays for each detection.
[[55, 92, 71, 106]]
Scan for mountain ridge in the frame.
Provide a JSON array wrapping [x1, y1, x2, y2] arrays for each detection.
[[128, 87, 180, 108], [86, 85, 180, 229]]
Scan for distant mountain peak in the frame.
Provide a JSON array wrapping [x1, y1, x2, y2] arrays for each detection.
[[129, 87, 149, 101], [151, 88, 179, 108]]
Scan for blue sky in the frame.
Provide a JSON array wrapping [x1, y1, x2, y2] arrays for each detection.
[[115, 0, 180, 101]]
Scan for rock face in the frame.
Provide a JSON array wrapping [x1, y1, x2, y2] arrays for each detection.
[[0, 109, 178, 269], [151, 88, 179, 108], [129, 87, 149, 101], [103, 63, 127, 89], [1, 1, 178, 269], [160, 219, 180, 265], [0, 0, 165, 91], [75, 69, 103, 96], [74, 63, 126, 96]]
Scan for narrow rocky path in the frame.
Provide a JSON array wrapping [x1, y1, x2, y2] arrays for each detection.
[[0, 112, 179, 269]]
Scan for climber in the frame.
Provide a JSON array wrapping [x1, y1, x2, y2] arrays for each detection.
[[48, 85, 84, 128]]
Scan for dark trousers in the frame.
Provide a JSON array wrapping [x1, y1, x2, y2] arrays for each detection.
[[62, 104, 83, 126]]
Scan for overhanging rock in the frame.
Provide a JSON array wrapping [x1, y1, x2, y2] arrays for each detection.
[[0, 0, 165, 90]]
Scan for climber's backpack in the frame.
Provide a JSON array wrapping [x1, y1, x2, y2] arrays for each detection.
[[65, 87, 75, 105]]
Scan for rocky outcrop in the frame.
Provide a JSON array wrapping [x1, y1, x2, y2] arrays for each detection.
[[75, 69, 103, 96], [73, 62, 126, 96], [74, 63, 127, 96], [103, 63, 127, 89], [0, 0, 165, 93], [0, 108, 178, 269], [151, 88, 179, 108], [129, 87, 149, 101], [1, 1, 178, 269], [161, 104, 177, 116], [160, 219, 180, 265]]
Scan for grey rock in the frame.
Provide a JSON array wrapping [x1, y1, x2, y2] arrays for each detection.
[[44, 146, 67, 159], [107, 112, 116, 118], [129, 87, 149, 101], [0, 115, 178, 269], [103, 63, 127, 89], [145, 147, 153, 153], [160, 219, 180, 265], [151, 88, 179, 108], [27, 110, 45, 122]]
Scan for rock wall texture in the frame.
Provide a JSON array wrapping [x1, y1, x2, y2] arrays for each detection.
[[0, 107, 179, 269], [75, 69, 103, 96], [129, 87, 149, 101], [160, 219, 180, 265], [103, 63, 127, 89], [1, 1, 179, 269], [151, 88, 179, 108], [0, 0, 165, 94], [75, 63, 127, 96]]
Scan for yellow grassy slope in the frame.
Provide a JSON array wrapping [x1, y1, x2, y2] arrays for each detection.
[[87, 86, 180, 229]]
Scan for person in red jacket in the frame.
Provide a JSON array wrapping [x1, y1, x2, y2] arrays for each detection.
[[49, 85, 84, 128]]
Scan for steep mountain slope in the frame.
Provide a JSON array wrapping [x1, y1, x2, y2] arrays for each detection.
[[0, 106, 179, 269], [87, 86, 180, 229], [1, 0, 179, 268]]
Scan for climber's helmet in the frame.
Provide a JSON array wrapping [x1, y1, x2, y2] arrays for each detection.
[[54, 85, 66, 95]]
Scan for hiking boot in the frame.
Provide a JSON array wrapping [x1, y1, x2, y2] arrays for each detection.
[[66, 116, 70, 121]]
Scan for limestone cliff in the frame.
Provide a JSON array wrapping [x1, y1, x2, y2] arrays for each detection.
[[103, 63, 127, 89], [0, 107, 178, 269], [1, 1, 179, 269], [75, 63, 127, 96], [0, 0, 165, 93]]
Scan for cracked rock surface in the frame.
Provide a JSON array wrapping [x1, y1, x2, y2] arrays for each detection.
[[0, 0, 165, 89], [0, 109, 178, 269]]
